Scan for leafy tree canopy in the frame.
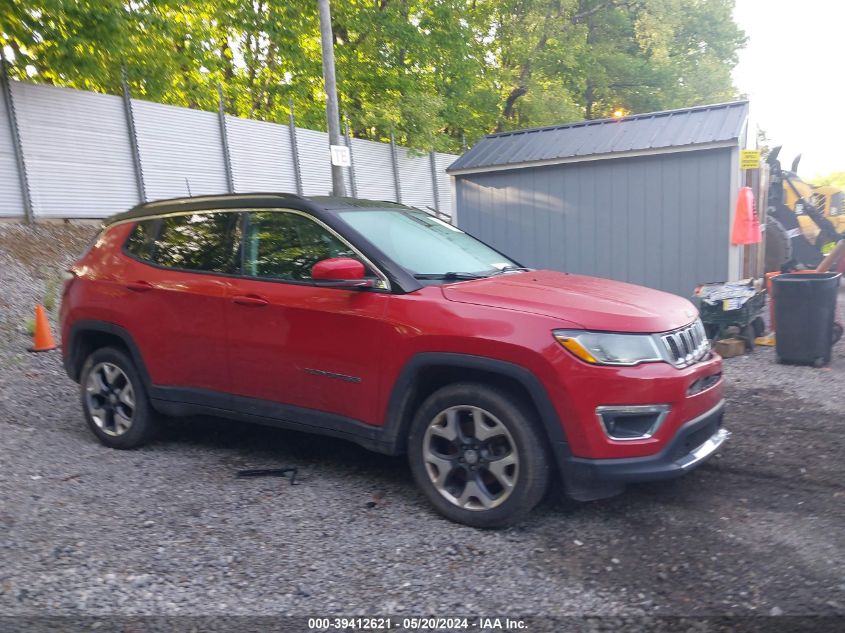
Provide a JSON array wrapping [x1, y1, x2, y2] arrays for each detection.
[[1, 0, 746, 152], [812, 173, 845, 189]]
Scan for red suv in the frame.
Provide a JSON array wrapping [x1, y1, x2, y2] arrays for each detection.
[[60, 194, 727, 527]]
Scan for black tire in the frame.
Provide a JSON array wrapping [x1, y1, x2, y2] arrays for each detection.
[[407, 383, 550, 528], [752, 316, 766, 338], [79, 346, 158, 449], [741, 324, 756, 351]]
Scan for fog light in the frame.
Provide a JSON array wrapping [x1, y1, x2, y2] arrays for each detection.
[[687, 372, 722, 396], [596, 405, 670, 440]]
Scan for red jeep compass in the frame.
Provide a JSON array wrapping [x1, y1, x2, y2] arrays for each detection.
[[60, 194, 727, 527]]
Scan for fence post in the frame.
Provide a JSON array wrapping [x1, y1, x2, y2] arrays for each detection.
[[344, 115, 358, 198], [121, 73, 146, 203], [288, 99, 304, 196], [217, 84, 235, 193], [390, 132, 402, 203], [0, 55, 34, 223], [429, 150, 441, 217]]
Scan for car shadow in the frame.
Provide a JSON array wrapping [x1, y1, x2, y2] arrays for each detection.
[[158, 414, 413, 484]]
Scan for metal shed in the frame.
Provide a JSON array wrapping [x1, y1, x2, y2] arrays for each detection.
[[448, 101, 749, 297]]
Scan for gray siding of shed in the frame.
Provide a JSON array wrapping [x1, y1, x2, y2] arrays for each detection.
[[456, 147, 734, 298]]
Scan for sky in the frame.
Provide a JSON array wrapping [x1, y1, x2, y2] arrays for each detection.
[[732, 0, 845, 179]]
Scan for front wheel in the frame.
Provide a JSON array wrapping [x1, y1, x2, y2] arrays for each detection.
[[79, 346, 158, 449], [407, 383, 550, 528]]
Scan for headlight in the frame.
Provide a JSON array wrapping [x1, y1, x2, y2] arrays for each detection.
[[553, 330, 663, 366]]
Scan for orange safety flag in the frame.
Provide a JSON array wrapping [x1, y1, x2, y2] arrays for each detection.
[[731, 186, 761, 245]]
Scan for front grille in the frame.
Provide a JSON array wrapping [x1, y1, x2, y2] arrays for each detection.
[[660, 319, 710, 368]]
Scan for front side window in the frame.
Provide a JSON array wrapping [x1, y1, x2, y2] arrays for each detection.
[[243, 211, 357, 280], [335, 209, 517, 277], [150, 212, 240, 273]]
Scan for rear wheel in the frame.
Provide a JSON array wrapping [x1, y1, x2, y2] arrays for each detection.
[[741, 324, 756, 351], [752, 316, 766, 338], [80, 347, 158, 449], [408, 383, 550, 528]]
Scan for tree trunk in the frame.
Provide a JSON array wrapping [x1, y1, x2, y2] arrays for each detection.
[[500, 84, 529, 129]]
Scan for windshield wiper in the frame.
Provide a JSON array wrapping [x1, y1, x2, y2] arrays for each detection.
[[413, 272, 486, 280], [486, 265, 532, 276]]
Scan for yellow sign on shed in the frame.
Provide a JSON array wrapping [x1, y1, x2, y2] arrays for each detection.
[[741, 149, 761, 170]]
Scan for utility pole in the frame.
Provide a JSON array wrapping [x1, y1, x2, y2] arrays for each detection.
[[317, 0, 347, 196]]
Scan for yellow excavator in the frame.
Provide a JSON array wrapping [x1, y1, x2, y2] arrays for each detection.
[[766, 147, 845, 270]]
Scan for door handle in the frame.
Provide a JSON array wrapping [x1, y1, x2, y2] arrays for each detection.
[[126, 281, 154, 292], [232, 295, 269, 307]]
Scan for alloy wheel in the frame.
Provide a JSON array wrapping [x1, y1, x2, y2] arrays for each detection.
[[422, 405, 519, 511], [85, 362, 136, 437]]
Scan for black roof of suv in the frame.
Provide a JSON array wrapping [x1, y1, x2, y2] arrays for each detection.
[[104, 193, 408, 226]]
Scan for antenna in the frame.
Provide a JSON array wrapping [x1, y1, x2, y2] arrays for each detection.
[[184, 178, 193, 197]]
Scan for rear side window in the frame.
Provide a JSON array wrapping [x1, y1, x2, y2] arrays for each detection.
[[244, 211, 357, 280], [124, 213, 241, 273], [125, 220, 157, 259]]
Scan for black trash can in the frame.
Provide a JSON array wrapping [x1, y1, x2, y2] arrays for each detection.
[[773, 272, 841, 366]]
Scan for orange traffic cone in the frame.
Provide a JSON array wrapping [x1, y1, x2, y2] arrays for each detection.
[[731, 186, 761, 245], [28, 304, 57, 352]]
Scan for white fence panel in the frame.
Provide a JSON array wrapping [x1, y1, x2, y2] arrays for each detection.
[[13, 83, 137, 218], [398, 148, 435, 210], [0, 81, 24, 216], [434, 152, 456, 217], [133, 99, 228, 200], [226, 115, 297, 193], [295, 128, 333, 197], [352, 137, 396, 202], [0, 81, 459, 219]]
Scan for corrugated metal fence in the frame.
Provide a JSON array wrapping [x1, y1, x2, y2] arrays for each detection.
[[0, 78, 457, 220]]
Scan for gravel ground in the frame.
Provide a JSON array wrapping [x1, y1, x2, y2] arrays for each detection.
[[1, 225, 844, 627]]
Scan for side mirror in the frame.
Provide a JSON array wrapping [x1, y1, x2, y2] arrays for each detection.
[[311, 257, 374, 289]]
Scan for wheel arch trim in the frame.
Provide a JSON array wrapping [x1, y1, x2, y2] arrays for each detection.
[[382, 352, 572, 460], [65, 320, 151, 386]]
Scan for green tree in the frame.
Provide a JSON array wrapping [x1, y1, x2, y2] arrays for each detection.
[[1, 0, 746, 152], [812, 173, 845, 189]]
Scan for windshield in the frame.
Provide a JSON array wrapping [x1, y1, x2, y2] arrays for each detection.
[[335, 209, 519, 277]]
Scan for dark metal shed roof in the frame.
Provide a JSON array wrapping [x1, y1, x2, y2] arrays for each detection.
[[448, 100, 748, 174]]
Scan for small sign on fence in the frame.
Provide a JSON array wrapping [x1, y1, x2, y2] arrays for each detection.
[[330, 144, 351, 167]]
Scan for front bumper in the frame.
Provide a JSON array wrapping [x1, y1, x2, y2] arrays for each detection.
[[557, 400, 727, 501]]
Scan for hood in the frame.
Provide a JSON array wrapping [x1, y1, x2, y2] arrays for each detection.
[[442, 270, 697, 333]]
